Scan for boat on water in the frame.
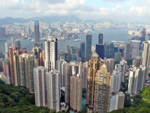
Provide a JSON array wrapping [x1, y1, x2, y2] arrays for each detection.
[[74, 39, 81, 42]]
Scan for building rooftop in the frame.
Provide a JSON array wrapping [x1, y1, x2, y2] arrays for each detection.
[[92, 52, 99, 57]]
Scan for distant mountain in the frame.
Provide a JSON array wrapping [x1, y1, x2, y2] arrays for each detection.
[[0, 16, 81, 25]]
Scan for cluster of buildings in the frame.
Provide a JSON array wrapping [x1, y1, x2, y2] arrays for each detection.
[[1, 19, 150, 113]]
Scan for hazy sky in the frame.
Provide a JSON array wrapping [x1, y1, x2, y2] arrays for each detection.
[[0, 0, 150, 23]]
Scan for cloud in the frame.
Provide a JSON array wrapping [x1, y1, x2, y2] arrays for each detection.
[[0, 0, 149, 23], [104, 0, 127, 2]]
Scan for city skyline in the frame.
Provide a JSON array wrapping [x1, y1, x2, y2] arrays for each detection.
[[0, 0, 150, 23]]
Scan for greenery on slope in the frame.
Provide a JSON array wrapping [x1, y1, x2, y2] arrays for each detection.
[[0, 80, 58, 113], [110, 86, 150, 113]]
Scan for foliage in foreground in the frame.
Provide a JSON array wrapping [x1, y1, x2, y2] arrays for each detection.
[[110, 86, 150, 113]]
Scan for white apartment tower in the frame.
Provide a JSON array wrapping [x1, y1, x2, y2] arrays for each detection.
[[46, 70, 60, 112], [45, 37, 57, 71], [131, 40, 141, 59], [34, 66, 46, 107], [124, 43, 131, 60]]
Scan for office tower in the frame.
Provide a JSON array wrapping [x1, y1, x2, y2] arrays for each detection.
[[9, 46, 19, 84], [46, 70, 60, 112], [14, 40, 21, 50], [103, 58, 115, 75], [45, 37, 57, 71], [132, 56, 142, 67], [128, 66, 146, 94], [65, 63, 72, 104], [142, 41, 150, 81], [86, 53, 102, 109], [96, 44, 104, 59], [3, 58, 11, 78], [69, 46, 79, 62], [110, 43, 114, 58], [59, 50, 66, 59], [0, 59, 3, 71], [131, 40, 141, 59], [93, 64, 111, 113], [109, 92, 125, 112], [1, 27, 6, 38], [80, 42, 85, 62], [5, 42, 12, 58], [114, 52, 122, 62], [114, 45, 119, 53], [104, 42, 110, 58], [19, 53, 38, 93], [98, 34, 103, 44], [70, 74, 82, 112], [124, 43, 131, 60], [34, 66, 46, 107], [82, 61, 88, 89], [30, 47, 42, 66], [0, 50, 3, 59], [66, 45, 71, 63], [111, 69, 122, 92], [57, 59, 67, 87], [40, 50, 45, 66], [86, 35, 92, 61], [141, 28, 146, 41], [119, 46, 124, 57], [34, 20, 40, 43]]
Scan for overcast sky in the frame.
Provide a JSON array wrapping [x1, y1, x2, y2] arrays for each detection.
[[0, 0, 150, 23]]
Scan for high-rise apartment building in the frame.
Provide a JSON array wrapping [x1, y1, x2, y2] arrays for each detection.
[[40, 50, 45, 66], [102, 58, 115, 75], [86, 53, 102, 109], [109, 92, 125, 112], [3, 58, 11, 78], [86, 35, 92, 61], [34, 20, 39, 43], [9, 46, 19, 84], [30, 47, 42, 66], [45, 37, 57, 71], [5, 42, 12, 58], [111, 69, 122, 93], [70, 74, 82, 112], [142, 41, 150, 81], [82, 61, 88, 89], [69, 46, 79, 62], [131, 40, 141, 59], [34, 66, 46, 107], [46, 70, 60, 112], [132, 56, 142, 67], [98, 34, 103, 45], [93, 64, 111, 113], [124, 43, 131, 60], [19, 53, 38, 93]]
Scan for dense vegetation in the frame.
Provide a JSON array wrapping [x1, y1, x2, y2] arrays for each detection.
[[110, 86, 150, 113], [0, 80, 57, 113]]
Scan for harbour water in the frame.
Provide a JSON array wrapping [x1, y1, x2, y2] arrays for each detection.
[[0, 28, 132, 53]]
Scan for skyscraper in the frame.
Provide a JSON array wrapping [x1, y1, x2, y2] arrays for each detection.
[[110, 43, 114, 58], [142, 41, 150, 81], [86, 53, 102, 109], [34, 20, 40, 43], [104, 43, 110, 58], [40, 50, 45, 66], [124, 43, 131, 60], [80, 42, 85, 62], [131, 40, 141, 59], [70, 74, 82, 112], [34, 66, 46, 107], [45, 37, 57, 71], [93, 64, 111, 113], [5, 42, 12, 58], [14, 40, 21, 50], [86, 35, 92, 61], [82, 61, 88, 89], [114, 52, 122, 62], [1, 27, 6, 38], [3, 58, 11, 78], [46, 70, 60, 112], [98, 34, 103, 45], [96, 44, 104, 59], [19, 53, 38, 92]]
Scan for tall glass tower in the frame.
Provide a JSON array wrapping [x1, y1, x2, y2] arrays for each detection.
[[34, 20, 39, 43]]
